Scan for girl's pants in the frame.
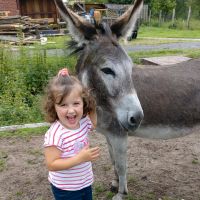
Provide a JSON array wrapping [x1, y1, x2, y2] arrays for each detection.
[[51, 184, 92, 200]]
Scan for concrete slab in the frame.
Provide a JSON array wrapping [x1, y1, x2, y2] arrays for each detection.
[[141, 56, 192, 66]]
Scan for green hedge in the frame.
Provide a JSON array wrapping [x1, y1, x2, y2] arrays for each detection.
[[0, 46, 76, 126]]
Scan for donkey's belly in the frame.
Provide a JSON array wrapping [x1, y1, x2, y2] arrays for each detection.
[[129, 125, 199, 139]]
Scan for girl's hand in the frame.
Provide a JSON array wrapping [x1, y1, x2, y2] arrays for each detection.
[[77, 146, 100, 162]]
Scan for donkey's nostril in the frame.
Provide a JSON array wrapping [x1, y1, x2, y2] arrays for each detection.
[[130, 116, 136, 125], [128, 111, 144, 127]]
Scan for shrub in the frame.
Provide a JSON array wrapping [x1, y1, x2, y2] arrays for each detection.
[[0, 45, 76, 126]]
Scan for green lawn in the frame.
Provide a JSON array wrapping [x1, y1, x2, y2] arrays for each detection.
[[0, 127, 49, 138], [138, 26, 200, 39], [129, 49, 200, 64]]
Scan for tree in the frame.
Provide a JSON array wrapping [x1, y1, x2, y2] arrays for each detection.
[[194, 0, 200, 18], [186, 0, 200, 18], [176, 0, 187, 18], [151, 0, 176, 17]]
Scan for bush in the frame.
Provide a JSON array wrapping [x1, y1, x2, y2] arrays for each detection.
[[0, 45, 76, 126]]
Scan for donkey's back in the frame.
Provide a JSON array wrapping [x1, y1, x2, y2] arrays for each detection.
[[131, 58, 200, 138]]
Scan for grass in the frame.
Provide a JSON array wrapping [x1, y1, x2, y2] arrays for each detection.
[[138, 26, 200, 39], [93, 182, 110, 200], [0, 159, 6, 172], [192, 158, 199, 164], [128, 176, 137, 184], [0, 126, 49, 138], [0, 151, 8, 172], [125, 38, 185, 46], [129, 48, 200, 64], [15, 191, 23, 197], [28, 148, 43, 156], [26, 148, 43, 165]]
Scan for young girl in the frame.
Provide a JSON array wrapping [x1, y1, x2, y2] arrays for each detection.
[[43, 68, 100, 200]]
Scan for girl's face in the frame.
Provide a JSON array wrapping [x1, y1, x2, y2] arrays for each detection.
[[55, 86, 84, 130]]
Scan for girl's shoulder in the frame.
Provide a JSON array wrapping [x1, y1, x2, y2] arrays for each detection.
[[44, 121, 66, 149], [80, 116, 91, 124], [46, 121, 64, 136], [80, 116, 92, 129]]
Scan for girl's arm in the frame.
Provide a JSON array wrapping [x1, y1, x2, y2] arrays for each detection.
[[88, 108, 97, 130], [44, 145, 100, 171]]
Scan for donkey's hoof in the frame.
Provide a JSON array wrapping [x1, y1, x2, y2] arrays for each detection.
[[110, 180, 119, 193], [112, 193, 125, 200], [110, 185, 118, 193]]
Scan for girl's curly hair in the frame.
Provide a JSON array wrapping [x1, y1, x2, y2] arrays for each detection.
[[42, 73, 96, 123]]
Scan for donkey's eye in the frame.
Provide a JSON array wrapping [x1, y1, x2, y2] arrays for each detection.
[[101, 68, 115, 77]]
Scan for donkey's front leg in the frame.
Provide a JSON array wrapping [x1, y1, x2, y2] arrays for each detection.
[[107, 133, 128, 200]]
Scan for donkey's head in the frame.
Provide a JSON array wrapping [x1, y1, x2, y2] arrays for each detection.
[[54, 0, 144, 134]]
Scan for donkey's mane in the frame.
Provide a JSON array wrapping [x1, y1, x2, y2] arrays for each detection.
[[67, 40, 85, 55]]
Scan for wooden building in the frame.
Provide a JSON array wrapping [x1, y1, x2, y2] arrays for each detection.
[[0, 0, 58, 23]]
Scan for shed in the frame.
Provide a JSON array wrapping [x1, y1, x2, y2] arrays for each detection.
[[0, 0, 58, 23]]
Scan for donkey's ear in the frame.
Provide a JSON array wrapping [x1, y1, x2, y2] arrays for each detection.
[[54, 0, 97, 46], [111, 0, 143, 39]]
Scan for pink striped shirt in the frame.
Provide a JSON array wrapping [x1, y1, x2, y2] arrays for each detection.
[[44, 117, 93, 191]]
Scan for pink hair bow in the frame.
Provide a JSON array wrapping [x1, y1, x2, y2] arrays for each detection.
[[58, 68, 69, 77]]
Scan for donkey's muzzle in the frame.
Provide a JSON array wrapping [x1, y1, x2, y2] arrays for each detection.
[[116, 93, 144, 131], [117, 110, 144, 132]]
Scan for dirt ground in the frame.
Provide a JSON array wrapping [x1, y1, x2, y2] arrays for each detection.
[[0, 126, 200, 200]]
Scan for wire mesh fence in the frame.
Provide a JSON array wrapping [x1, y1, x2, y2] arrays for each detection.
[[138, 3, 200, 30]]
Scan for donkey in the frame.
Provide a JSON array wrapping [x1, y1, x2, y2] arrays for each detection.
[[54, 0, 144, 199]]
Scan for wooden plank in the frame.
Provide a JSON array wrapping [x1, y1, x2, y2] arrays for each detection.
[[0, 18, 21, 24], [29, 17, 54, 24], [0, 31, 18, 35], [0, 15, 21, 20], [0, 24, 25, 30], [141, 56, 192, 66], [0, 35, 20, 42]]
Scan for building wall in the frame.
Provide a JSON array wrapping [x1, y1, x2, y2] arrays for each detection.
[[0, 0, 19, 16]]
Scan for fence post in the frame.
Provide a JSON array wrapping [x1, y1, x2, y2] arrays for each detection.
[[159, 10, 162, 26], [187, 6, 191, 29], [172, 8, 175, 26], [148, 9, 151, 26]]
